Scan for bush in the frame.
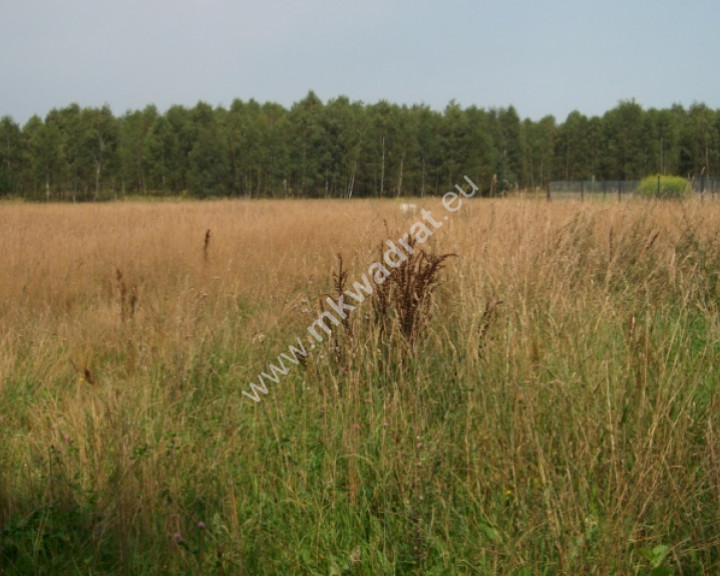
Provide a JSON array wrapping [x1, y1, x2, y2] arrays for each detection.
[[637, 174, 691, 199]]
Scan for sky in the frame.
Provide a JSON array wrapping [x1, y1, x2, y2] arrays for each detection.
[[2, 0, 719, 126]]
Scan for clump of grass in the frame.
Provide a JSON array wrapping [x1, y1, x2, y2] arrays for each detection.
[[203, 229, 211, 262], [332, 253, 351, 333], [324, 239, 453, 366], [325, 252, 353, 364], [392, 236, 455, 343], [115, 268, 137, 322], [371, 236, 454, 345]]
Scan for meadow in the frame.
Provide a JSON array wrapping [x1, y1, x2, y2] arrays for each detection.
[[1, 196, 720, 575]]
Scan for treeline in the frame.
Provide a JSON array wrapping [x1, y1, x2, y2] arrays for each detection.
[[1, 92, 719, 200]]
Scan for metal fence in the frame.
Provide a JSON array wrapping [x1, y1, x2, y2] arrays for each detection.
[[549, 178, 720, 200], [692, 177, 720, 195], [549, 180, 638, 200]]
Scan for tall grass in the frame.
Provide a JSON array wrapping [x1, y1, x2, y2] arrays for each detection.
[[1, 197, 719, 574]]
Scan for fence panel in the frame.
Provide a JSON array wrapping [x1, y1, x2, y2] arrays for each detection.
[[549, 180, 639, 200], [691, 177, 720, 195]]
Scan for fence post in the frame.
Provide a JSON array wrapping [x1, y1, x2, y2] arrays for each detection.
[[546, 181, 551, 202], [580, 180, 584, 201], [618, 181, 622, 202]]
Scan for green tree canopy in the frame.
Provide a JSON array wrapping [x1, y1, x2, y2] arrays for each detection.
[[2, 97, 719, 200]]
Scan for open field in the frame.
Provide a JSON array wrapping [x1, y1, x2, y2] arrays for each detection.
[[1, 197, 720, 574]]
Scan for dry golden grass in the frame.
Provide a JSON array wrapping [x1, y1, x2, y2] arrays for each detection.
[[3, 197, 714, 325], [0, 200, 385, 376]]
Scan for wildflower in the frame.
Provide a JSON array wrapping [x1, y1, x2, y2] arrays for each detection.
[[197, 521, 206, 530], [172, 532, 183, 544]]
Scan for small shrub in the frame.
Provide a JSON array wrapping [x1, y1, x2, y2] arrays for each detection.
[[637, 174, 690, 199]]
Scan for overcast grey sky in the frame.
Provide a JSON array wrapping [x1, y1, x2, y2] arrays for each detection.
[[1, 0, 718, 125]]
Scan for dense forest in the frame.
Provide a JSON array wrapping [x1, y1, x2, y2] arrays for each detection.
[[1, 92, 719, 200]]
